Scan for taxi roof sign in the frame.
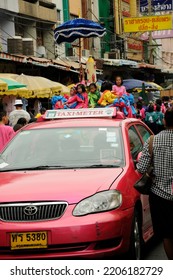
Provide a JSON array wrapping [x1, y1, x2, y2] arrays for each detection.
[[44, 108, 117, 119]]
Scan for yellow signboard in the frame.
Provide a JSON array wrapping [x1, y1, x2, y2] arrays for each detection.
[[123, 15, 172, 33]]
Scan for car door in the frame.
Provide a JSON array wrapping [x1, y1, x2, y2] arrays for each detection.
[[128, 125, 143, 162], [127, 124, 153, 240], [134, 123, 153, 238], [135, 123, 153, 144]]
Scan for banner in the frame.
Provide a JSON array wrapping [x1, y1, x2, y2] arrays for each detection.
[[140, 0, 173, 12], [123, 15, 172, 33]]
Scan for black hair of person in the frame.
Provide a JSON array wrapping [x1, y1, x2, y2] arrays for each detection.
[[76, 84, 86, 93], [100, 81, 113, 92], [0, 111, 7, 121], [164, 108, 173, 128]]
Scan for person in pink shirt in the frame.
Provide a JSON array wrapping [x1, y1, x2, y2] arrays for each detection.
[[112, 76, 134, 117], [0, 111, 15, 152], [112, 76, 127, 96], [63, 87, 83, 109]]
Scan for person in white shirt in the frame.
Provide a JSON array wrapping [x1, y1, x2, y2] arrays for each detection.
[[9, 99, 31, 127]]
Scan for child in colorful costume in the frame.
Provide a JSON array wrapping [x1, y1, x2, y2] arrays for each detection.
[[112, 76, 134, 117], [98, 81, 117, 107], [75, 84, 88, 108], [51, 91, 67, 109], [88, 83, 100, 108], [63, 87, 83, 109]]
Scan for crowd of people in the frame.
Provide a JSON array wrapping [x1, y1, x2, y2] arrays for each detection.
[[0, 75, 173, 259], [0, 75, 172, 153], [50, 76, 170, 136]]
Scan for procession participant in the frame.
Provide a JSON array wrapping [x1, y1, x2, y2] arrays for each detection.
[[112, 76, 134, 117], [51, 91, 67, 109], [88, 83, 100, 108], [9, 99, 30, 127], [155, 104, 164, 134], [98, 81, 117, 107], [63, 87, 83, 109], [75, 84, 88, 108], [145, 104, 158, 134], [112, 75, 126, 96], [0, 111, 15, 152]]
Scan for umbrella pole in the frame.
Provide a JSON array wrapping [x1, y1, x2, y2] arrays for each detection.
[[79, 38, 83, 82]]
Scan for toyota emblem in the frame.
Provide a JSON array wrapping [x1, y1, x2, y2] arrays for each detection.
[[23, 205, 38, 215]]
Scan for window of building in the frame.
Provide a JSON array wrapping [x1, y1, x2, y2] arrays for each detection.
[[57, 10, 61, 26], [70, 14, 78, 20]]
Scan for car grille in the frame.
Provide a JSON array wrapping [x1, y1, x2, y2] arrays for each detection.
[[0, 202, 68, 222]]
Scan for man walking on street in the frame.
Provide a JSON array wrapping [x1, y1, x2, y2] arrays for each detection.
[[9, 99, 30, 127]]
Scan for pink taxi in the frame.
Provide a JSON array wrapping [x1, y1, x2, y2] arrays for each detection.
[[0, 108, 154, 259]]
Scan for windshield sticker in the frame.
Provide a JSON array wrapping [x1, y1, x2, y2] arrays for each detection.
[[99, 128, 107, 131], [111, 143, 119, 147], [106, 132, 116, 142], [0, 162, 9, 168], [64, 134, 72, 139]]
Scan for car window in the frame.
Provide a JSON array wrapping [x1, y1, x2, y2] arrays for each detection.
[[0, 126, 125, 170], [128, 126, 143, 161], [136, 124, 151, 143]]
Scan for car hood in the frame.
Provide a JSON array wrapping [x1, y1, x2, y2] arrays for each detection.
[[0, 168, 123, 204]]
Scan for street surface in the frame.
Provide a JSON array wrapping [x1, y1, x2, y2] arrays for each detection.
[[144, 237, 167, 260], [107, 237, 167, 260]]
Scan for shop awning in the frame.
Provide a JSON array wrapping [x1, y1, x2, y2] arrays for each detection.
[[103, 58, 138, 67], [0, 52, 82, 72]]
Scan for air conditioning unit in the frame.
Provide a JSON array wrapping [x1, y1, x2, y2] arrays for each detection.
[[22, 38, 34, 56], [37, 46, 46, 57], [82, 49, 90, 57], [104, 50, 120, 59], [7, 36, 23, 55]]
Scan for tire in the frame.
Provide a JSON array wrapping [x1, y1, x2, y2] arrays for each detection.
[[127, 209, 143, 260]]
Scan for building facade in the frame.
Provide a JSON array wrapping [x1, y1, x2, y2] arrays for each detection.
[[0, 0, 172, 74], [0, 0, 57, 59]]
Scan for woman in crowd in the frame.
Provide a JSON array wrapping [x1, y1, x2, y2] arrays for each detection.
[[137, 108, 173, 259]]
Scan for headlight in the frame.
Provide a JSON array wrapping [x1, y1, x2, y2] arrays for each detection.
[[73, 190, 122, 216]]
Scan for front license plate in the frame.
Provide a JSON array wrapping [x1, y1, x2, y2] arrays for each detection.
[[10, 231, 47, 250]]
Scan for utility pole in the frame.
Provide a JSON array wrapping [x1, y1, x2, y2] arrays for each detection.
[[148, 0, 153, 64]]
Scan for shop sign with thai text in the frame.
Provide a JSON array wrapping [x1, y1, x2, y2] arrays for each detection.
[[140, 0, 173, 12], [123, 14, 172, 33]]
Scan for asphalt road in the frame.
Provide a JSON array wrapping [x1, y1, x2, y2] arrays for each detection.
[[143, 237, 167, 260]]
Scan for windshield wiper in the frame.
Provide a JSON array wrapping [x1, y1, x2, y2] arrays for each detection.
[[78, 164, 121, 168], [0, 165, 70, 172]]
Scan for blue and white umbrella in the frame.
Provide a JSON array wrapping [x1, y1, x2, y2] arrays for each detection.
[[54, 18, 106, 44]]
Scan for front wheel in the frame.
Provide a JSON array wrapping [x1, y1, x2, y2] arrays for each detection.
[[127, 209, 143, 260]]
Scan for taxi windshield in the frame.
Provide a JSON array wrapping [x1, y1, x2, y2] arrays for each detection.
[[0, 127, 125, 171]]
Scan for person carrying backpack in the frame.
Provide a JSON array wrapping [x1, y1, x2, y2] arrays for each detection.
[[145, 104, 158, 134]]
